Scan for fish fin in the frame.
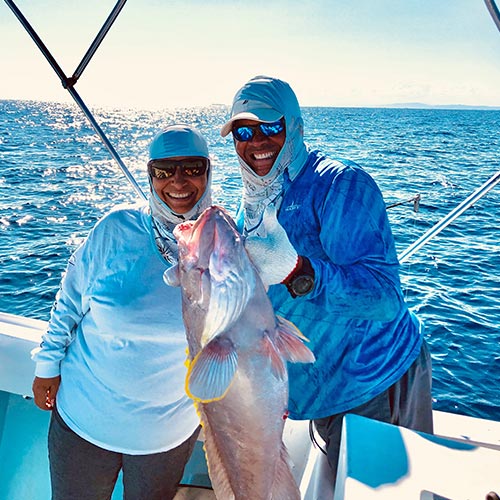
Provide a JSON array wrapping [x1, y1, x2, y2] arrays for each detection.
[[201, 267, 254, 345], [262, 335, 287, 380], [186, 337, 238, 403], [276, 316, 316, 364], [270, 443, 301, 500], [163, 265, 180, 287]]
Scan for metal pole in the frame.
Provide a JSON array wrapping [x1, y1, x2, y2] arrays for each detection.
[[398, 171, 500, 263], [67, 87, 147, 200], [4, 0, 146, 200], [73, 0, 127, 81], [484, 0, 500, 32], [399, 1, 499, 263]]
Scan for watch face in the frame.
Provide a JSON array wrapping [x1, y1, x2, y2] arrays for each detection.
[[291, 275, 314, 296]]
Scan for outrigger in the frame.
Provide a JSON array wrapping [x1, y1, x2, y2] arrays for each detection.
[[1, 1, 500, 498]]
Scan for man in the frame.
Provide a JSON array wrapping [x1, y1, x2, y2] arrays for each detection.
[[220, 75, 433, 487]]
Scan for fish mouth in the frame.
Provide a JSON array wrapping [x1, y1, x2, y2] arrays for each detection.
[[174, 206, 238, 268], [190, 206, 238, 248]]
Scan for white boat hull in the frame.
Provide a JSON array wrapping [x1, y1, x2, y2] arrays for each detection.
[[1, 312, 499, 499]]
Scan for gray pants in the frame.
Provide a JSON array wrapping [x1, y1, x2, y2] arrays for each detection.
[[314, 340, 433, 484], [48, 406, 200, 500]]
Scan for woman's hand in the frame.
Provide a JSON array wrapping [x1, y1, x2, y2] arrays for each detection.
[[32, 375, 61, 410]]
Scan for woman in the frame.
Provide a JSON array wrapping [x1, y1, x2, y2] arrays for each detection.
[[32, 124, 212, 500]]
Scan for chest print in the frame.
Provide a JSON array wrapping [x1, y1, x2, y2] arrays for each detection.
[[284, 201, 301, 212]]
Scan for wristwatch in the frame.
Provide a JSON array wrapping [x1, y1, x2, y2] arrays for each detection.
[[284, 256, 315, 298]]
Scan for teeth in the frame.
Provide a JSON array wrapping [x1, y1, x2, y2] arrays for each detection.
[[169, 192, 191, 199], [253, 152, 274, 160]]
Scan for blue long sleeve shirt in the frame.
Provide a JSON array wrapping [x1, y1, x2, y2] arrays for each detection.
[[246, 151, 423, 420], [32, 204, 199, 454]]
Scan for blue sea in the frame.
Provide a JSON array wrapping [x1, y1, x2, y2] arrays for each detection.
[[1, 100, 499, 421]]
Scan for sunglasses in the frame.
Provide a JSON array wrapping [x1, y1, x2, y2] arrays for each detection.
[[148, 158, 208, 179], [231, 119, 285, 142]]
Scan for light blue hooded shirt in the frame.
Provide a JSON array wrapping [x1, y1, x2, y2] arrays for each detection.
[[32, 125, 211, 453], [229, 76, 423, 419]]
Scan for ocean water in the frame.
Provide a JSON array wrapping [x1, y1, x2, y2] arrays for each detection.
[[1, 100, 499, 421]]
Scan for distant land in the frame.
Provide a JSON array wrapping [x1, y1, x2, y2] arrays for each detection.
[[3, 98, 500, 111], [379, 102, 500, 110], [297, 102, 500, 110], [215, 102, 500, 110]]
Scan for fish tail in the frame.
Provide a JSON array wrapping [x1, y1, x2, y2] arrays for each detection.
[[276, 316, 316, 364]]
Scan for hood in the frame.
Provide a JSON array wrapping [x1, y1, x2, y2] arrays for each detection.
[[221, 75, 308, 233]]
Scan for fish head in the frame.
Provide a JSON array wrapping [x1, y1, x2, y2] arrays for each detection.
[[174, 205, 246, 281], [174, 205, 256, 349]]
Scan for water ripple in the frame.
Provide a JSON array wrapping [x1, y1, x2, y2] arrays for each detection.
[[1, 100, 499, 420]]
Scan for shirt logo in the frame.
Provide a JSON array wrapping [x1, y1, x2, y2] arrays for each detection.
[[285, 202, 300, 212]]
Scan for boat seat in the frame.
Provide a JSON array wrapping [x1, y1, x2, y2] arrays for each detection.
[[334, 414, 500, 499]]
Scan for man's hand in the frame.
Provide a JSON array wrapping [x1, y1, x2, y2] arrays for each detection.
[[245, 204, 299, 288], [32, 375, 61, 410]]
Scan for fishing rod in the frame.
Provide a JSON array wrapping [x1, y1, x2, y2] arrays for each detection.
[[387, 193, 420, 211], [398, 170, 500, 263], [4, 0, 147, 201]]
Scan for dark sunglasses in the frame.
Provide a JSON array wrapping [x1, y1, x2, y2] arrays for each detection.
[[231, 119, 285, 142], [148, 158, 208, 179]]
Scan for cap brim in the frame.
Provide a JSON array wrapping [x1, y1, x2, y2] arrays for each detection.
[[220, 109, 283, 137]]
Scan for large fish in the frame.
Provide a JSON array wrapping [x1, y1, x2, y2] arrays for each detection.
[[166, 205, 315, 500]]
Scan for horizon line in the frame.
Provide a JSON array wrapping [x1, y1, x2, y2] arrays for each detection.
[[1, 97, 499, 112]]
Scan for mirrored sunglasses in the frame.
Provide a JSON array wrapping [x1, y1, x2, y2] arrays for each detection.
[[148, 158, 208, 179], [231, 119, 285, 142]]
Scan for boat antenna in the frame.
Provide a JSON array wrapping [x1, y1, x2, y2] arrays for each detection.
[[398, 1, 500, 263], [4, 0, 147, 201]]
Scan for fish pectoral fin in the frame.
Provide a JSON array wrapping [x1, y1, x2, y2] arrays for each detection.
[[201, 269, 253, 345], [262, 335, 287, 380], [275, 316, 316, 364], [163, 265, 180, 287], [186, 337, 238, 403]]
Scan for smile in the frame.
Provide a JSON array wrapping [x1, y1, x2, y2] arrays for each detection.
[[167, 192, 193, 199], [253, 151, 275, 160]]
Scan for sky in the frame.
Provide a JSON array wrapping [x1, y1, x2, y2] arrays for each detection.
[[1, 0, 500, 109]]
